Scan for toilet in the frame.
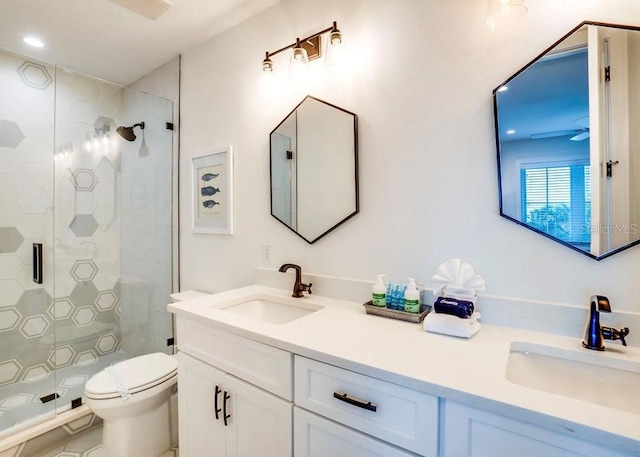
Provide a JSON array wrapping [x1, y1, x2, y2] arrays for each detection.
[[84, 291, 208, 456], [85, 352, 178, 457]]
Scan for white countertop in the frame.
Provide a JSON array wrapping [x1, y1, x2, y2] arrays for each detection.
[[168, 285, 640, 455]]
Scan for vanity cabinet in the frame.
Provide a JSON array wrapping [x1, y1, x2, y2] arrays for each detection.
[[175, 318, 293, 457], [442, 401, 631, 457], [178, 353, 292, 457]]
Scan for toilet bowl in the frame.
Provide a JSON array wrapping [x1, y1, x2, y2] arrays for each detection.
[[85, 352, 178, 457]]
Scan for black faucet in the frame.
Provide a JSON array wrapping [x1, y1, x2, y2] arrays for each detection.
[[278, 263, 312, 298], [582, 295, 629, 350]]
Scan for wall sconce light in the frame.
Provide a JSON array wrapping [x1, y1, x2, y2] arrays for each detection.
[[84, 124, 114, 152], [55, 142, 73, 160], [486, 0, 528, 29], [262, 21, 343, 72]]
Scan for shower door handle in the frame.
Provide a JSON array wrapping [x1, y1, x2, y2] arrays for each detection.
[[33, 243, 43, 284]]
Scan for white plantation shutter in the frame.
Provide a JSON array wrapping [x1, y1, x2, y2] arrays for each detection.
[[521, 164, 590, 245]]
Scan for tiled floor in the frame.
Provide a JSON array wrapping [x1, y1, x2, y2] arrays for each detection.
[[35, 427, 179, 457], [0, 352, 128, 433]]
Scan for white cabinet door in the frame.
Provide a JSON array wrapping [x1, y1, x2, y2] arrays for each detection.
[[178, 352, 227, 457], [226, 374, 292, 457], [443, 401, 632, 457], [178, 353, 293, 457], [294, 407, 415, 457]]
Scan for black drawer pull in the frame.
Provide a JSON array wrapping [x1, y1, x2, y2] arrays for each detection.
[[333, 391, 377, 412], [214, 385, 221, 420], [223, 391, 231, 426]]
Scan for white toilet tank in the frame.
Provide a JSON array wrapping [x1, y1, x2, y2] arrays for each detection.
[[170, 290, 209, 302]]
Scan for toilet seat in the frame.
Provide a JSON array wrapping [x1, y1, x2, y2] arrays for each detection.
[[85, 352, 177, 400]]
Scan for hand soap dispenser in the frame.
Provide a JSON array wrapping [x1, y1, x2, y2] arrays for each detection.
[[372, 275, 386, 307], [404, 278, 420, 313]]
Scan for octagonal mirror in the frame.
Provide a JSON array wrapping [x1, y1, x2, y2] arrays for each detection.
[[494, 21, 640, 260], [270, 96, 358, 244]]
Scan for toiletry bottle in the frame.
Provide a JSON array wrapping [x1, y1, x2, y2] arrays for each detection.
[[404, 278, 420, 313], [372, 275, 386, 307]]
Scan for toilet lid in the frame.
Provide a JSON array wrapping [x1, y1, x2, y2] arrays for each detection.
[[85, 352, 177, 400]]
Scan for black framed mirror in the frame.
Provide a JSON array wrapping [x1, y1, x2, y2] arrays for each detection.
[[494, 21, 640, 260], [270, 96, 358, 244]]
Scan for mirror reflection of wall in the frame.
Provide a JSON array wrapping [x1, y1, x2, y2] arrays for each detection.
[[495, 22, 640, 260], [270, 96, 358, 244]]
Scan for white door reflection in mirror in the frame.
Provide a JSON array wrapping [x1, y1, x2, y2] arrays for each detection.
[[494, 21, 640, 260]]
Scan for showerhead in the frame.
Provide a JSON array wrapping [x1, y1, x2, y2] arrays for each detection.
[[116, 122, 145, 141]]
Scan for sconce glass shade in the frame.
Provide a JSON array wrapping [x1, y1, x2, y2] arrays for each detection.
[[330, 22, 342, 46], [262, 52, 273, 72], [292, 39, 309, 64], [486, 0, 528, 29]]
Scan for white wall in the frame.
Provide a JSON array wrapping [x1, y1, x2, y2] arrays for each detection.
[[180, 0, 640, 313]]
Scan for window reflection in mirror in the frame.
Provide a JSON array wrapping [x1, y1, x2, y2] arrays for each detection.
[[270, 96, 358, 244], [495, 22, 640, 260]]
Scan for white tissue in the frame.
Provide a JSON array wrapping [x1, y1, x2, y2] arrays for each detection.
[[423, 312, 481, 338], [432, 258, 486, 299]]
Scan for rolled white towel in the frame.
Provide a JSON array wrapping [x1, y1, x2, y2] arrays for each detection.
[[423, 312, 481, 338]]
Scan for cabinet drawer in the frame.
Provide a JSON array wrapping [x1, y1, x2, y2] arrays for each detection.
[[177, 317, 292, 400], [443, 401, 632, 457], [294, 356, 438, 456], [294, 407, 415, 457]]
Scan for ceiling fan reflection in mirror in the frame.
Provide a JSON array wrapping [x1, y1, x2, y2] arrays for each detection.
[[530, 116, 590, 141]]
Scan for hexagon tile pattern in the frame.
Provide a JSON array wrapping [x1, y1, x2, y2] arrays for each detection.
[[48, 345, 76, 369], [18, 314, 51, 339], [95, 290, 118, 311], [71, 169, 97, 191], [0, 359, 23, 387], [0, 119, 25, 148], [72, 306, 96, 328], [0, 308, 22, 332], [70, 260, 98, 282], [17, 61, 53, 90], [69, 215, 98, 237], [48, 298, 74, 321], [0, 227, 24, 253]]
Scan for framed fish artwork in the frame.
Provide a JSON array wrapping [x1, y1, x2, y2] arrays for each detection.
[[191, 146, 234, 234]]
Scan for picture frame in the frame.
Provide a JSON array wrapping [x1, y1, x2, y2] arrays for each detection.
[[191, 146, 234, 234]]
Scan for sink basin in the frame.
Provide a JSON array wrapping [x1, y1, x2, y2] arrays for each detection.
[[506, 341, 640, 414], [219, 295, 323, 325]]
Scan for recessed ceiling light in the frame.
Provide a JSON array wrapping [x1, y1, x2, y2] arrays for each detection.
[[23, 36, 44, 48], [497, 85, 509, 92], [506, 129, 516, 135]]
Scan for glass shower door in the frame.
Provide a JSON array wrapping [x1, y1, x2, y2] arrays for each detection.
[[52, 67, 175, 410], [0, 49, 57, 435]]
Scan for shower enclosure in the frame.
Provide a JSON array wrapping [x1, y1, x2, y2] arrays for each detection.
[[0, 48, 174, 436]]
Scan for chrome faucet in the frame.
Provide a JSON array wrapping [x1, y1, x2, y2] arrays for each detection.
[[278, 263, 312, 298], [582, 295, 629, 351]]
